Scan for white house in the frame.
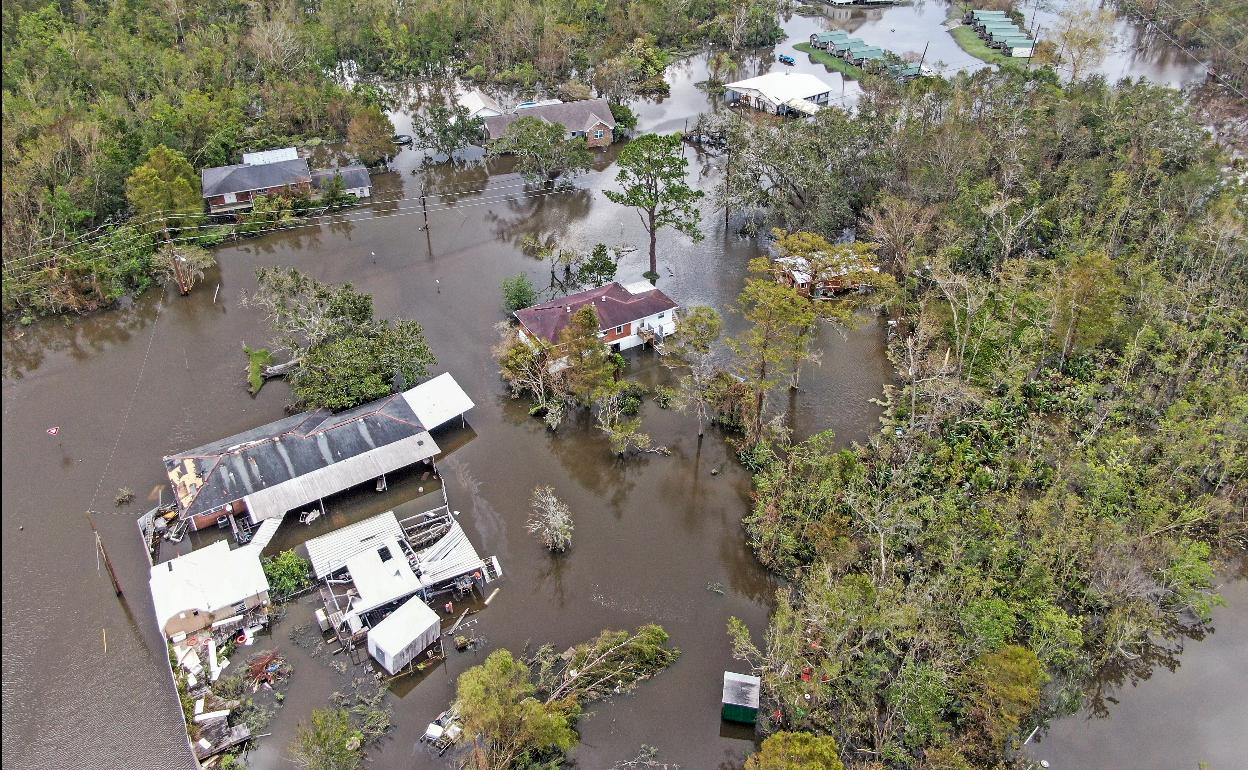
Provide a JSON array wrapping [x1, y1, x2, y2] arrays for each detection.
[[148, 519, 280, 638], [724, 71, 834, 115], [514, 281, 679, 353]]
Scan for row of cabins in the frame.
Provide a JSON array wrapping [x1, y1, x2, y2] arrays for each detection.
[[963, 9, 1037, 58], [150, 373, 498, 674], [808, 30, 922, 79], [201, 147, 372, 214], [723, 71, 835, 116]]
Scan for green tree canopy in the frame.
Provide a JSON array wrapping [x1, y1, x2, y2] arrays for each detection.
[[501, 273, 538, 313], [411, 102, 484, 162], [489, 115, 592, 184], [291, 320, 435, 410], [604, 132, 703, 277], [347, 105, 394, 166], [125, 145, 203, 237], [454, 649, 577, 770], [558, 303, 615, 406], [745, 732, 845, 770], [288, 707, 361, 770]]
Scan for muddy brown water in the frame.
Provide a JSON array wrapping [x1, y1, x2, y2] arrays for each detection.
[[1, 136, 890, 769], [0, 7, 1227, 770]]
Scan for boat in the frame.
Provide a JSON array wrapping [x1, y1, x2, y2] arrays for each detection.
[[391, 134, 413, 146], [778, 54, 796, 65]]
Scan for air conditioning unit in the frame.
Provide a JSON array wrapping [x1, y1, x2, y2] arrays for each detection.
[[314, 608, 331, 633]]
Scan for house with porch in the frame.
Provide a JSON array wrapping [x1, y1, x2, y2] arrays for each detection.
[[201, 147, 313, 213], [163, 373, 474, 532], [514, 281, 678, 353], [482, 98, 617, 148], [725, 71, 834, 115]]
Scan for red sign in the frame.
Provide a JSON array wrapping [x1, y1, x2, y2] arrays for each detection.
[[47, 426, 60, 436]]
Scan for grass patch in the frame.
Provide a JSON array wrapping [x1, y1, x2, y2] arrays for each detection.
[[245, 345, 273, 395], [948, 25, 1025, 71], [794, 43, 866, 80]]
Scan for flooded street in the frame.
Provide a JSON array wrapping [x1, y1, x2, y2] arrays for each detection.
[[0, 5, 1229, 769]]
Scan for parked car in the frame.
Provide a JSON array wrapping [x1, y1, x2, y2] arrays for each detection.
[[391, 134, 413, 146]]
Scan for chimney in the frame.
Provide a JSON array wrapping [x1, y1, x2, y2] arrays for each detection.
[[565, 305, 572, 312]]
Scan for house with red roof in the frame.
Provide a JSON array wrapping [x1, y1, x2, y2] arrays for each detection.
[[513, 281, 679, 353]]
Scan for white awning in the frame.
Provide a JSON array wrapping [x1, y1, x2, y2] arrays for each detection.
[[403, 373, 475, 430]]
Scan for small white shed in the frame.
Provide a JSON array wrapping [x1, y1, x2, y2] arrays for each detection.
[[367, 595, 442, 674]]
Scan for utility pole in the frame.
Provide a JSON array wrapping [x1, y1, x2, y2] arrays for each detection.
[[1028, 26, 1043, 71], [917, 41, 930, 77], [420, 176, 433, 257], [86, 511, 124, 597], [723, 146, 731, 228]]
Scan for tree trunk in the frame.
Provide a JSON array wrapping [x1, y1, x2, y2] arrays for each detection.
[[261, 357, 302, 378], [647, 209, 658, 277]]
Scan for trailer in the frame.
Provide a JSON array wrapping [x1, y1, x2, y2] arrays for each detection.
[[366, 595, 442, 675]]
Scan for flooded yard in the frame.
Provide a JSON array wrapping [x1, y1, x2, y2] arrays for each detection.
[[0, 4, 1230, 769]]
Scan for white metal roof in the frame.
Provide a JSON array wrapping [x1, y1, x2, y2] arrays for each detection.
[[402, 373, 475, 431], [622, 280, 657, 295], [243, 432, 439, 523], [242, 147, 299, 165], [345, 537, 421, 615], [367, 595, 441, 672], [725, 72, 833, 104], [305, 512, 404, 579], [149, 541, 269, 636], [722, 671, 761, 707]]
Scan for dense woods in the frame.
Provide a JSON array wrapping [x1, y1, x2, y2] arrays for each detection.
[[1, 0, 782, 316], [721, 69, 1246, 768]]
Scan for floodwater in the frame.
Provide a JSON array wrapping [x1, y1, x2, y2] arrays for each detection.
[[0, 108, 891, 770], [0, 6, 1227, 770]]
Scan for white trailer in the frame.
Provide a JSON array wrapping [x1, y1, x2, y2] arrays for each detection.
[[366, 595, 441, 675]]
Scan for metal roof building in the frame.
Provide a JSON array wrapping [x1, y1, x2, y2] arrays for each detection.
[[725, 72, 834, 115], [305, 511, 406, 579], [164, 376, 474, 529]]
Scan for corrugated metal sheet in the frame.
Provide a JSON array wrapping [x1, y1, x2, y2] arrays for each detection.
[[243, 432, 439, 523], [305, 512, 404, 579], [412, 520, 487, 588]]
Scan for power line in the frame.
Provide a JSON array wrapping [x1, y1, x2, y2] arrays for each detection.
[[4, 185, 580, 279], [9, 175, 542, 266], [4, 178, 559, 272]]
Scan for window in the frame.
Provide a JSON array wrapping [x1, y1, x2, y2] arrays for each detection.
[[594, 129, 605, 139], [233, 601, 248, 614], [378, 545, 393, 562], [657, 313, 665, 319], [222, 192, 237, 204], [614, 325, 624, 334]]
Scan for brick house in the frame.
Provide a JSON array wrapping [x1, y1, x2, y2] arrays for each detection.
[[514, 281, 678, 353], [483, 98, 617, 148], [201, 151, 313, 213]]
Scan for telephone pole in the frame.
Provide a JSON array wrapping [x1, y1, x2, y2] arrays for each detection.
[[86, 511, 124, 597]]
